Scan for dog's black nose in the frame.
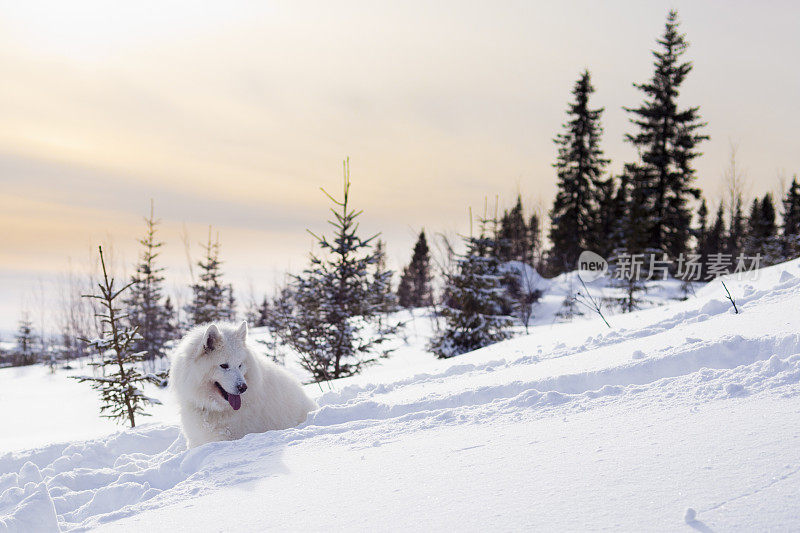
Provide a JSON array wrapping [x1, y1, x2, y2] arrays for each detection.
[[237, 383, 248, 394]]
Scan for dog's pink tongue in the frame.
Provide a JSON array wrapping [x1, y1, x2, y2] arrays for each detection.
[[228, 394, 241, 410]]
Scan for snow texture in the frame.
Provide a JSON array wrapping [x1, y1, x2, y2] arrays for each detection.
[[2, 260, 800, 530]]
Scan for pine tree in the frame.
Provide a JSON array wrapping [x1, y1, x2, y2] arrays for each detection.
[[397, 230, 433, 308], [260, 284, 294, 365], [692, 198, 709, 280], [497, 196, 531, 263], [224, 284, 237, 321], [549, 70, 609, 273], [782, 177, 800, 259], [762, 194, 781, 264], [760, 194, 777, 236], [528, 213, 541, 257], [246, 296, 270, 328], [14, 314, 37, 366], [704, 203, 727, 281], [747, 194, 780, 264], [746, 197, 761, 253], [124, 201, 171, 363], [187, 228, 230, 325], [608, 167, 651, 312], [429, 226, 514, 359], [726, 197, 745, 270], [783, 178, 800, 236], [594, 177, 618, 258], [493, 200, 542, 331], [162, 296, 179, 340], [397, 267, 413, 309], [372, 239, 399, 315], [281, 159, 400, 381], [624, 10, 708, 259], [73, 247, 164, 427]]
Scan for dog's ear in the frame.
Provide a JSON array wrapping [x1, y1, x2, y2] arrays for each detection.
[[236, 321, 248, 342], [201, 324, 221, 354]]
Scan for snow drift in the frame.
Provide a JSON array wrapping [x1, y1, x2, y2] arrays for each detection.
[[2, 260, 800, 531]]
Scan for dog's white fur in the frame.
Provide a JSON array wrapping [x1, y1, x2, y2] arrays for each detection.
[[169, 321, 316, 448]]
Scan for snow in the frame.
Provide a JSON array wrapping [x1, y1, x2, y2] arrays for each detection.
[[2, 261, 800, 531]]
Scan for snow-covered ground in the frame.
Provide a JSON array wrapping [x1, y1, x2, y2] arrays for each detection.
[[2, 262, 800, 531]]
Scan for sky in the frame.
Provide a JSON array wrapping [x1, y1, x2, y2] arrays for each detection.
[[1, 0, 799, 335]]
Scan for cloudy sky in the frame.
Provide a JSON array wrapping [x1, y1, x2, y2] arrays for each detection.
[[1, 0, 798, 334]]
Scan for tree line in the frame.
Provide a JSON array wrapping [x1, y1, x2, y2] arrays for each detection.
[[2, 11, 798, 408]]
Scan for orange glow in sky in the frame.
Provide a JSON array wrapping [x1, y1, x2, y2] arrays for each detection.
[[1, 0, 798, 332]]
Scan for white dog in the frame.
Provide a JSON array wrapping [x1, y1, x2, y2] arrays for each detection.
[[169, 321, 317, 448]]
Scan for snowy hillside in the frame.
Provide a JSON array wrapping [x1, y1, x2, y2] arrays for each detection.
[[2, 261, 800, 531]]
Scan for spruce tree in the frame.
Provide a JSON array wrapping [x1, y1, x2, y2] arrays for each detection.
[[746, 194, 780, 264], [73, 247, 163, 427], [549, 70, 609, 273], [224, 284, 237, 321], [624, 10, 708, 259], [747, 196, 778, 243], [14, 314, 37, 366], [494, 200, 542, 330], [726, 197, 745, 271], [429, 226, 513, 358], [497, 196, 530, 263], [528, 213, 542, 270], [372, 239, 399, 315], [261, 284, 295, 365], [246, 296, 270, 328], [594, 177, 618, 258], [397, 230, 433, 308], [258, 297, 271, 326], [281, 159, 400, 381], [187, 228, 230, 325], [782, 177, 800, 258], [610, 174, 632, 243], [124, 201, 171, 363], [783, 178, 800, 236], [608, 167, 650, 312], [704, 203, 727, 281], [761, 194, 777, 237], [162, 296, 179, 340], [397, 267, 413, 309], [746, 198, 761, 253], [692, 198, 709, 280]]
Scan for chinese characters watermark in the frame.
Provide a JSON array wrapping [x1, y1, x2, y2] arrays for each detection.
[[578, 251, 762, 282]]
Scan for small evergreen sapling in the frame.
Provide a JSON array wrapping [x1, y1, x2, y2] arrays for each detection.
[[398, 230, 433, 308], [429, 229, 514, 359], [14, 314, 38, 366], [282, 158, 400, 381], [556, 277, 584, 323], [73, 246, 164, 428], [187, 228, 232, 325], [497, 196, 533, 264], [124, 201, 172, 365], [257, 284, 295, 366]]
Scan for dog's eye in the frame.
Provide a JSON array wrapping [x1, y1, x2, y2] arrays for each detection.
[[220, 364, 229, 369]]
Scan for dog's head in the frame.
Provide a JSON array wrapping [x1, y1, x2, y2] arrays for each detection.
[[196, 321, 251, 412]]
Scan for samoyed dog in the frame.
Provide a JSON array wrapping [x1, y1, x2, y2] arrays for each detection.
[[169, 321, 317, 448]]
